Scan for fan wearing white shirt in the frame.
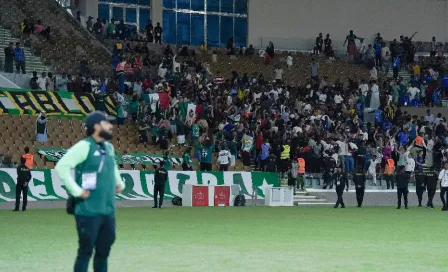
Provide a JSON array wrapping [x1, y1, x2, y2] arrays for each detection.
[[368, 156, 381, 186], [217, 147, 231, 171], [407, 86, 420, 100], [438, 163, 448, 210], [319, 92, 327, 104], [334, 93, 344, 104], [286, 53, 293, 69]]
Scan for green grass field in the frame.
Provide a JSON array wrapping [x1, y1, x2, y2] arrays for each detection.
[[0, 206, 446, 272]]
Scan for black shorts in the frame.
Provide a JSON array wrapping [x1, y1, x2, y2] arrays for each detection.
[[200, 162, 212, 171], [219, 165, 228, 171]]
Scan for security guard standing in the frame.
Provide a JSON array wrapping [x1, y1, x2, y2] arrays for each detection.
[[153, 161, 168, 209], [297, 157, 306, 191], [426, 170, 438, 209], [13, 157, 31, 211], [384, 158, 395, 189], [353, 168, 366, 208], [396, 171, 409, 209], [333, 166, 348, 208], [414, 169, 426, 207]]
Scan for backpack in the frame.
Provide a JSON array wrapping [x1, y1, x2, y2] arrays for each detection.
[[30, 77, 38, 89], [172, 196, 182, 206], [233, 194, 246, 206]]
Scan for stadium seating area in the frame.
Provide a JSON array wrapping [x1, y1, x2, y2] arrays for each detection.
[[0, 115, 253, 171], [0, 0, 111, 76]]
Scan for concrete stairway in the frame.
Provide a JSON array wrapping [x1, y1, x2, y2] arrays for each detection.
[[0, 25, 48, 74], [293, 190, 335, 206], [386, 69, 412, 81]]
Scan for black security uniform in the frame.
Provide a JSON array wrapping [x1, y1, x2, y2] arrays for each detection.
[[153, 166, 168, 208], [333, 172, 348, 208], [425, 171, 438, 208], [415, 170, 426, 206], [322, 170, 333, 189], [353, 172, 366, 207], [265, 154, 277, 172], [15, 163, 31, 211], [396, 173, 409, 209]]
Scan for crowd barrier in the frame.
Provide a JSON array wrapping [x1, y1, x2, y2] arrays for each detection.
[[0, 168, 279, 202]]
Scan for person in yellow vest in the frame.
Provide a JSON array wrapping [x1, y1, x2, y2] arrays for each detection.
[[279, 140, 291, 178], [22, 147, 34, 169], [384, 158, 395, 189], [297, 157, 306, 191]]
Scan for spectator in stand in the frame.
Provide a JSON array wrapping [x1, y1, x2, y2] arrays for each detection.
[[154, 22, 163, 44], [46, 73, 55, 91], [86, 16, 93, 32], [107, 19, 116, 38], [383, 51, 391, 74], [4, 42, 14, 73], [199, 42, 207, 52], [314, 33, 323, 55], [145, 20, 154, 43], [92, 18, 103, 39], [35, 111, 48, 144], [430, 37, 437, 58], [266, 41, 275, 59], [324, 34, 332, 56], [30, 71, 39, 89], [245, 45, 255, 56], [37, 72, 47, 90], [437, 43, 444, 57], [226, 38, 235, 55], [374, 37, 382, 68], [412, 62, 420, 81], [286, 53, 293, 69], [56, 73, 68, 92], [14, 42, 25, 74], [365, 44, 375, 69], [34, 20, 45, 34], [80, 56, 89, 77], [311, 59, 319, 82], [343, 30, 361, 62]]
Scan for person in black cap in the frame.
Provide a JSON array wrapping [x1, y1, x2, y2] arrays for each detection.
[[425, 170, 438, 209], [333, 166, 348, 208], [396, 170, 409, 209], [13, 157, 31, 211], [353, 166, 366, 207], [55, 111, 125, 272], [153, 160, 168, 208]]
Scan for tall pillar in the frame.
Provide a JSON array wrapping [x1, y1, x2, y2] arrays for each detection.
[[78, 0, 98, 19], [151, 0, 163, 27]]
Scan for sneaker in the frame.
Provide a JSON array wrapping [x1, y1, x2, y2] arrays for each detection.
[[418, 204, 422, 207], [158, 206, 162, 209], [357, 205, 362, 208], [333, 205, 338, 209], [12, 209, 19, 212], [22, 208, 26, 211], [341, 206, 345, 209], [152, 206, 158, 209], [396, 206, 401, 209]]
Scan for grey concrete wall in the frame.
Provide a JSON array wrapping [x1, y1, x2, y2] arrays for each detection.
[[248, 0, 448, 50]]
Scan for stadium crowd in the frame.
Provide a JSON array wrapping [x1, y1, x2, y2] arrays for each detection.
[[5, 15, 448, 182]]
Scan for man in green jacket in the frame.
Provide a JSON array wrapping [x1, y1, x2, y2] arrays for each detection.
[[55, 111, 125, 272]]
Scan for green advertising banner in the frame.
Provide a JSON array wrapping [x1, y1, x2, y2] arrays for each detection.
[[0, 88, 117, 117], [37, 148, 188, 165], [0, 168, 279, 201]]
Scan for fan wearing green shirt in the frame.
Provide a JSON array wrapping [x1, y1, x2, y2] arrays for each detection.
[[182, 147, 193, 170], [55, 111, 125, 272], [162, 150, 172, 170], [199, 134, 215, 171]]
